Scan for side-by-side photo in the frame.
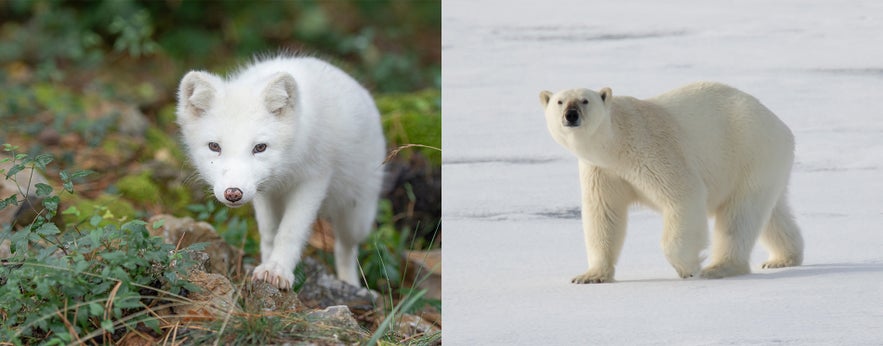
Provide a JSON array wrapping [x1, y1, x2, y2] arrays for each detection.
[[443, 0, 882, 344], [0, 2, 439, 345]]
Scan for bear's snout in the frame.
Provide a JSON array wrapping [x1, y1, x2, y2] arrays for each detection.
[[564, 108, 580, 127]]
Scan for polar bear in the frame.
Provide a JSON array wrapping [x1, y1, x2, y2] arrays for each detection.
[[539, 82, 803, 283]]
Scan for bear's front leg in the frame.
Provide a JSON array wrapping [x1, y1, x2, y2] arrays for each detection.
[[572, 162, 633, 284], [252, 176, 331, 290]]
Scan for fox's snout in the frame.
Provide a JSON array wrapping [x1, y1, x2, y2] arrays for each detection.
[[224, 187, 243, 202]]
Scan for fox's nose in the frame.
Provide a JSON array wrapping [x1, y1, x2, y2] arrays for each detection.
[[224, 188, 243, 202]]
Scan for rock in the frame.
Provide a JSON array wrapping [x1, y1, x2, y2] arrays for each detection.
[[117, 104, 149, 137], [297, 257, 378, 314], [395, 313, 440, 340], [117, 332, 158, 346], [307, 218, 335, 252], [304, 305, 367, 344], [175, 269, 238, 321], [404, 249, 441, 300], [403, 249, 441, 326], [147, 214, 243, 278], [0, 239, 10, 258], [382, 152, 441, 246], [306, 305, 362, 331], [37, 127, 61, 146], [0, 160, 59, 229], [243, 279, 302, 312]]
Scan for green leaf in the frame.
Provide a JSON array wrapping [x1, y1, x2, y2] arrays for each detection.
[[42, 195, 60, 213], [101, 319, 114, 333], [89, 214, 102, 227], [0, 194, 18, 210], [61, 205, 81, 217], [88, 303, 103, 317], [33, 154, 53, 170], [89, 229, 101, 247], [71, 170, 94, 179], [143, 316, 161, 333], [35, 183, 53, 197], [5, 163, 24, 179], [151, 218, 165, 230], [36, 223, 60, 236]]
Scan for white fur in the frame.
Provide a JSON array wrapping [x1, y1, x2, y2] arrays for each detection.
[[540, 82, 803, 283], [177, 56, 386, 289]]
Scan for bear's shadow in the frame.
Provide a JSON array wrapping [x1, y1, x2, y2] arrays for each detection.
[[734, 262, 883, 280], [615, 263, 883, 283]]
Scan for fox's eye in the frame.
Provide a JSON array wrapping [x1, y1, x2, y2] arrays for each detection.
[[582, 99, 588, 105], [208, 142, 221, 153], [557, 100, 563, 105], [253, 143, 268, 154]]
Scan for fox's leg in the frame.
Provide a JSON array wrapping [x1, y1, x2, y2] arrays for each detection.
[[252, 176, 331, 290], [253, 194, 283, 264]]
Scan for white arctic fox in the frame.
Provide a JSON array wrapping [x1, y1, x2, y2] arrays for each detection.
[[176, 55, 386, 289]]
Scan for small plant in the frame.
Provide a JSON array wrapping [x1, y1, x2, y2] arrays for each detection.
[[0, 145, 202, 344], [360, 197, 441, 345], [187, 199, 256, 257]]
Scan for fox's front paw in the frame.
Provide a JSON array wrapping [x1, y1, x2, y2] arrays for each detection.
[[252, 261, 295, 290]]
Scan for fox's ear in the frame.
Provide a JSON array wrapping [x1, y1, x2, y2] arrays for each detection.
[[263, 72, 297, 115], [178, 71, 219, 119], [540, 90, 553, 108]]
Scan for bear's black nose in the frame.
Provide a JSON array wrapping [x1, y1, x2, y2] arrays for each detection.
[[565, 108, 580, 126]]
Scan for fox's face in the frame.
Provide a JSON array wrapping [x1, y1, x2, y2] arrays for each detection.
[[176, 71, 298, 207]]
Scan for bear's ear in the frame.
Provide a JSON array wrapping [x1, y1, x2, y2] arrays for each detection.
[[600, 87, 612, 103], [178, 71, 220, 119], [540, 90, 553, 108], [263, 72, 298, 115]]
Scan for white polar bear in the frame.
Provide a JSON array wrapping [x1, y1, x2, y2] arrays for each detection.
[[539, 82, 803, 283]]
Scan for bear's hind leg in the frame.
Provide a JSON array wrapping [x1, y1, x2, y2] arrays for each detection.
[[760, 194, 803, 269], [661, 199, 708, 279], [700, 198, 772, 278]]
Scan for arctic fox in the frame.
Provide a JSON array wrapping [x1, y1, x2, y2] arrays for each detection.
[[176, 55, 386, 289]]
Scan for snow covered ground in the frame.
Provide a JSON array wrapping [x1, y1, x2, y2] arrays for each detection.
[[441, 1, 883, 344]]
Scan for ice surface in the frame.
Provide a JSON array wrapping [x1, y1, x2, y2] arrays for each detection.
[[442, 1, 883, 344]]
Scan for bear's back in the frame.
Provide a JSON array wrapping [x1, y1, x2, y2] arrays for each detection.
[[645, 82, 795, 206]]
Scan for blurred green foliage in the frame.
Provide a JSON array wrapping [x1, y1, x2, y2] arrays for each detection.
[[0, 0, 440, 92]]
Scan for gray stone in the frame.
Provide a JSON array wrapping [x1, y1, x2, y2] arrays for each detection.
[[244, 279, 302, 312], [0, 160, 54, 229], [306, 305, 362, 331], [297, 257, 378, 313], [147, 214, 244, 278]]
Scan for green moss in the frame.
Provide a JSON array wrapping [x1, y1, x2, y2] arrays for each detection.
[[377, 89, 441, 165], [156, 104, 178, 129], [167, 183, 193, 212], [116, 171, 161, 205], [60, 193, 137, 226], [144, 125, 185, 163]]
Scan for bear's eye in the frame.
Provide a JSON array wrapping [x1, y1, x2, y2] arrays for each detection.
[[208, 142, 221, 153], [582, 99, 588, 105], [557, 100, 563, 105], [253, 143, 268, 154]]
